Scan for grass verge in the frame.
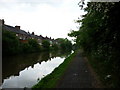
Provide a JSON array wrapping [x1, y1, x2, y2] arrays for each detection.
[[86, 54, 119, 88], [32, 51, 76, 89]]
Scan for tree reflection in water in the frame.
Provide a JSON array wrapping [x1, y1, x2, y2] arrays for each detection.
[[2, 50, 72, 88]]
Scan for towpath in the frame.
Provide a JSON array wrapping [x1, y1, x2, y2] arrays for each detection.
[[56, 51, 103, 88]]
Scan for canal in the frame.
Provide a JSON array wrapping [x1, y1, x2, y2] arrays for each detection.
[[1, 50, 71, 88]]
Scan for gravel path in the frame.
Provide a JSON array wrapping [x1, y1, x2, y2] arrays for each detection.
[[56, 51, 102, 88]]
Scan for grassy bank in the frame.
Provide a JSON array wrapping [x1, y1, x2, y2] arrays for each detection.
[[86, 53, 119, 88], [32, 51, 76, 89]]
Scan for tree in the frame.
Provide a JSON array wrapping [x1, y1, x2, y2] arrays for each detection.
[[21, 43, 32, 53], [2, 30, 21, 55], [56, 38, 72, 51], [42, 40, 50, 51], [28, 39, 41, 52], [51, 43, 58, 50], [68, 2, 120, 87]]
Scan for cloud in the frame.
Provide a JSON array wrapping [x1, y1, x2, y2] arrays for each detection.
[[0, 0, 84, 39], [0, 0, 64, 7]]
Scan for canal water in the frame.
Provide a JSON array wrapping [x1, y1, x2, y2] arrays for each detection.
[[2, 51, 71, 88]]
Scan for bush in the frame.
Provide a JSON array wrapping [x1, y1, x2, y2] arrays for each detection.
[[21, 43, 32, 53], [2, 30, 41, 55], [2, 30, 21, 55], [28, 39, 41, 52], [42, 40, 50, 51], [51, 43, 58, 50], [56, 38, 72, 51], [68, 2, 120, 87]]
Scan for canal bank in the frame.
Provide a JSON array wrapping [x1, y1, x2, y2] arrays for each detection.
[[2, 50, 71, 88], [33, 50, 103, 88], [32, 51, 76, 88]]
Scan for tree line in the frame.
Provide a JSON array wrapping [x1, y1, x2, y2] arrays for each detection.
[[2, 30, 72, 56], [68, 2, 120, 88]]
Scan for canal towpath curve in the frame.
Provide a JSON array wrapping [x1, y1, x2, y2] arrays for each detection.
[[56, 50, 103, 88]]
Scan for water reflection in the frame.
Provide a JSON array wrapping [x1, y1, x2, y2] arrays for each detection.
[[2, 50, 71, 88]]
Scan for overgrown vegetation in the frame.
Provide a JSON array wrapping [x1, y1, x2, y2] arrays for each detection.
[[2, 30, 72, 56], [68, 2, 120, 88], [56, 38, 72, 51], [32, 52, 76, 89], [42, 40, 50, 51], [2, 30, 22, 55], [2, 30, 41, 56]]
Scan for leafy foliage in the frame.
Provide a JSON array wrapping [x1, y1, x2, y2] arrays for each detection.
[[21, 43, 32, 53], [28, 39, 41, 52], [42, 40, 50, 51], [68, 2, 120, 87], [2, 30, 21, 55], [2, 30, 41, 55], [56, 38, 72, 51], [51, 43, 59, 50]]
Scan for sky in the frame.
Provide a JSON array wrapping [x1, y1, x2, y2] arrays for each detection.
[[0, 0, 87, 40]]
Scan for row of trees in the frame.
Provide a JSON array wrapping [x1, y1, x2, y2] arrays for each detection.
[[56, 38, 72, 51], [2, 30, 72, 56], [68, 2, 120, 87], [2, 30, 41, 55]]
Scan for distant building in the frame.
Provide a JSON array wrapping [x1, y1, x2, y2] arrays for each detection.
[[1, 19, 58, 45]]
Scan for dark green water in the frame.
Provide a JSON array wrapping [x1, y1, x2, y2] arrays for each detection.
[[2, 51, 71, 88]]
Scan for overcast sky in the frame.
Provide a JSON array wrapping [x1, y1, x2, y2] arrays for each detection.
[[0, 0, 87, 40]]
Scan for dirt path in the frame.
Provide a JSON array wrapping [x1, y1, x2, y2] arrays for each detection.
[[56, 51, 103, 88]]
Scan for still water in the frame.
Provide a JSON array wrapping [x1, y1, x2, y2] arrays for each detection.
[[2, 51, 71, 88]]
